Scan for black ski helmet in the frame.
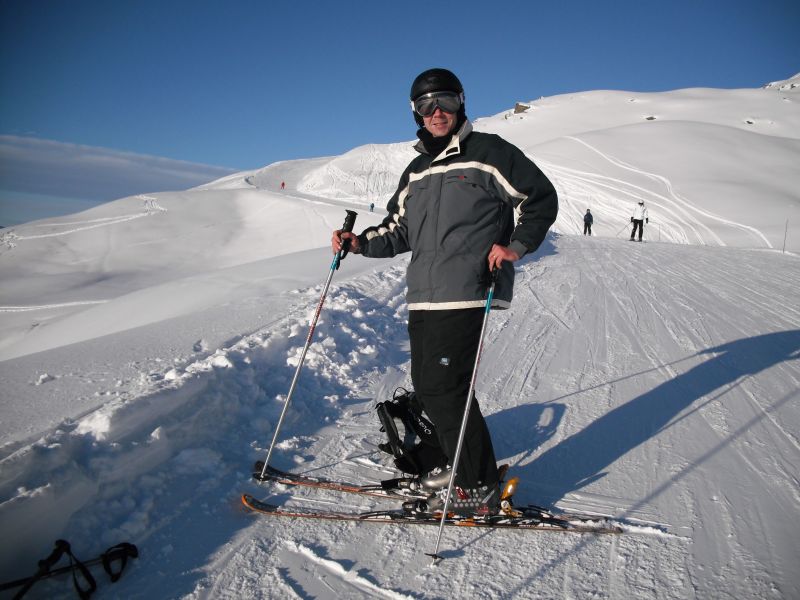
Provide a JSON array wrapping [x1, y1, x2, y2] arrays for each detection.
[[410, 68, 464, 100], [409, 68, 465, 128]]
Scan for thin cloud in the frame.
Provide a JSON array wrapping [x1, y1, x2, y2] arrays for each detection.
[[0, 135, 239, 202]]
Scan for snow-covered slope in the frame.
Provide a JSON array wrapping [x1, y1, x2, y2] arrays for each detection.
[[0, 80, 799, 599], [212, 79, 800, 252], [489, 86, 800, 250]]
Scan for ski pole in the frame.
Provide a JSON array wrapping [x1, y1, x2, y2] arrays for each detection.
[[258, 210, 358, 481], [426, 269, 497, 565]]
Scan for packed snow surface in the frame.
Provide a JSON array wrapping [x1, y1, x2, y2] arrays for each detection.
[[1, 77, 799, 599]]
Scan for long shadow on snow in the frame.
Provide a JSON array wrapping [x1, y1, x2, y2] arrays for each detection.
[[487, 402, 566, 467], [510, 330, 800, 508]]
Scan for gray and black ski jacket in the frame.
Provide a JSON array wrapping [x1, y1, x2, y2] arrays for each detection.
[[358, 120, 558, 310]]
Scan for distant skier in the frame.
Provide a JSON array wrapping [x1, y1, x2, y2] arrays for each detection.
[[583, 209, 593, 235], [332, 68, 558, 517], [369, 202, 375, 212], [630, 201, 648, 241], [280, 181, 285, 190]]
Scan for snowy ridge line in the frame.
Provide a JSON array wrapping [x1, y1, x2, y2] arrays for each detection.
[[295, 141, 416, 202], [0, 300, 109, 312], [8, 211, 152, 240], [28, 215, 138, 227], [564, 136, 772, 247]]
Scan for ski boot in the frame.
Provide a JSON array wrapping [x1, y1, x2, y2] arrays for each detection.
[[402, 480, 506, 518], [393, 464, 451, 494]]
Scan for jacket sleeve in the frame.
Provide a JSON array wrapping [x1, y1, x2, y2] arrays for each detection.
[[504, 145, 559, 257], [357, 167, 412, 258]]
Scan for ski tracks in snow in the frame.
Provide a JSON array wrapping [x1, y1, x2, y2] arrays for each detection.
[[484, 235, 800, 598], [0, 300, 109, 312], [540, 136, 772, 249], [4, 238, 799, 598], [1, 198, 167, 245], [0, 260, 415, 598], [279, 540, 415, 600]]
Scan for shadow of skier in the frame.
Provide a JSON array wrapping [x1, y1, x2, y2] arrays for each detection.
[[487, 402, 566, 466], [519, 329, 800, 507]]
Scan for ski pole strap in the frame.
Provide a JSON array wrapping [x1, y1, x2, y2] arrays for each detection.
[[11, 539, 96, 600], [10, 539, 70, 599], [4, 540, 138, 599], [65, 543, 97, 600], [376, 401, 405, 459], [101, 542, 139, 583]]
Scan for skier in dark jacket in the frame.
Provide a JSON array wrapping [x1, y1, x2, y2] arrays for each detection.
[[583, 209, 593, 235], [332, 68, 558, 515]]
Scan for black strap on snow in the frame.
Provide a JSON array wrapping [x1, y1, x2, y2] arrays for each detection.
[[2, 540, 138, 599], [376, 400, 405, 459], [376, 387, 448, 476], [9, 539, 71, 599], [8, 539, 95, 600], [101, 542, 139, 582], [377, 388, 438, 451], [389, 388, 437, 445], [65, 542, 97, 600]]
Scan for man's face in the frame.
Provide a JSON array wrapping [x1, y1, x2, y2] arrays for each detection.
[[423, 107, 458, 138]]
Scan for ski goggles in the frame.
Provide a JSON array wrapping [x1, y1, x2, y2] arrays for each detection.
[[410, 91, 464, 117]]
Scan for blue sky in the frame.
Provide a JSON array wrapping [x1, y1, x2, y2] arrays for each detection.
[[1, 0, 798, 224]]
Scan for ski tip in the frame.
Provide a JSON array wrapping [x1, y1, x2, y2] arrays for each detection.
[[251, 461, 266, 482], [251, 461, 279, 483], [241, 494, 261, 511]]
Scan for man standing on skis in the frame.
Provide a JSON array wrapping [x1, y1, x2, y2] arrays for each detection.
[[332, 68, 558, 515]]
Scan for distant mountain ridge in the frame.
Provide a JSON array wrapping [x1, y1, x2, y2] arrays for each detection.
[[204, 77, 800, 253]]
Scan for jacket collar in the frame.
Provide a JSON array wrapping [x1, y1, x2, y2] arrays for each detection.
[[414, 119, 473, 162]]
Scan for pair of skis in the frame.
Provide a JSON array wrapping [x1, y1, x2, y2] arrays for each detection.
[[242, 211, 621, 562], [243, 461, 623, 535]]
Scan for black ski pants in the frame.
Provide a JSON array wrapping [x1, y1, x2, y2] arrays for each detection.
[[408, 308, 499, 489], [631, 219, 644, 240]]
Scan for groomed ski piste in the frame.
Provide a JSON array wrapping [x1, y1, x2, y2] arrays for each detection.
[[1, 75, 799, 598]]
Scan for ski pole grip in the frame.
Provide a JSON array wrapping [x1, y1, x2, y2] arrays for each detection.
[[341, 210, 358, 234], [339, 210, 358, 261]]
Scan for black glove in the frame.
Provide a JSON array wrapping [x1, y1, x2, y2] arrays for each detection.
[[631, 217, 634, 223], [646, 218, 649, 224]]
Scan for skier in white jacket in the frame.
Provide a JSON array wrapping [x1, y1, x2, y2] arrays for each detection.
[[630, 201, 649, 241]]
